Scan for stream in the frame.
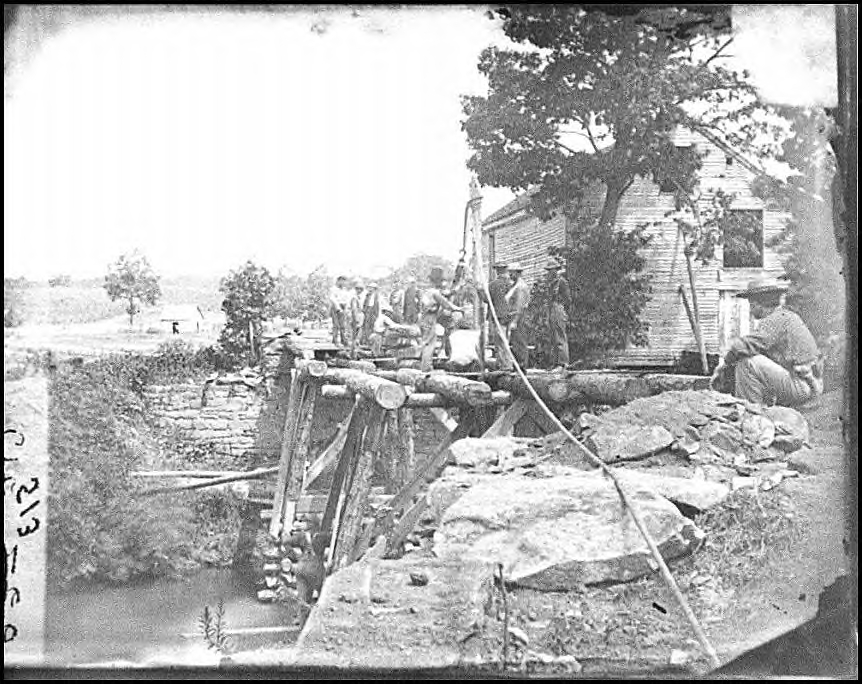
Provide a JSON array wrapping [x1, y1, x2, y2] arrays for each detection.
[[45, 568, 298, 667]]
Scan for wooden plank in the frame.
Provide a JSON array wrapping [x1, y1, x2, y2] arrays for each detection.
[[349, 516, 378, 564], [332, 405, 386, 571], [322, 385, 513, 408], [523, 400, 560, 436], [384, 498, 428, 558], [304, 401, 357, 486], [323, 368, 407, 409], [320, 399, 371, 563], [281, 380, 321, 535], [395, 408, 416, 493], [482, 397, 530, 438], [428, 407, 458, 433], [269, 370, 302, 539]]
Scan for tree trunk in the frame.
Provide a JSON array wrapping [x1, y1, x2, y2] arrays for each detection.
[[489, 371, 710, 406], [394, 368, 493, 406], [598, 177, 631, 230], [323, 367, 407, 409]]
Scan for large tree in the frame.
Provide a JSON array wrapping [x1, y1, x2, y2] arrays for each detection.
[[104, 251, 161, 327], [463, 6, 789, 362], [463, 6, 782, 232]]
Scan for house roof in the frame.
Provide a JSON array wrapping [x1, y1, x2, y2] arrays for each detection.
[[483, 190, 537, 227], [160, 304, 205, 321]]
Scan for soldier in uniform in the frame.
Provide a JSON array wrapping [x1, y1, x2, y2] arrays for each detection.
[[418, 267, 462, 372], [505, 262, 531, 368]]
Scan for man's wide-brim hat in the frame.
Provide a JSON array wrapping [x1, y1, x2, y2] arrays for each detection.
[[494, 262, 508, 270], [508, 262, 525, 272], [429, 266, 445, 283], [735, 278, 789, 299]]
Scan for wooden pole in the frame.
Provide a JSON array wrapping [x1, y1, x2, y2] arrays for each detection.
[[304, 403, 357, 487], [395, 408, 416, 493], [281, 380, 321, 536], [679, 230, 710, 375], [269, 370, 304, 538], [332, 405, 386, 570], [320, 383, 511, 408], [137, 466, 279, 496]]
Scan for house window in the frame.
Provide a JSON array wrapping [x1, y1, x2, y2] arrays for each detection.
[[723, 209, 764, 268]]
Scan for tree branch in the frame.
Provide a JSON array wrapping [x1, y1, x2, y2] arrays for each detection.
[[703, 37, 734, 66]]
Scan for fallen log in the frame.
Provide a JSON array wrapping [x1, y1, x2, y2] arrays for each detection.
[[494, 372, 573, 404], [295, 359, 328, 379], [491, 370, 711, 406], [323, 368, 407, 410], [328, 358, 378, 373], [131, 470, 253, 479], [320, 384, 511, 408], [137, 466, 278, 496], [394, 368, 493, 406]]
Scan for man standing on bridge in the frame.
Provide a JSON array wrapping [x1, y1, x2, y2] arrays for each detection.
[[506, 262, 531, 369], [418, 267, 462, 371], [546, 261, 571, 371], [484, 262, 513, 370]]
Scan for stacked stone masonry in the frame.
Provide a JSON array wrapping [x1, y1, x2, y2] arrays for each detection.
[[144, 380, 265, 456]]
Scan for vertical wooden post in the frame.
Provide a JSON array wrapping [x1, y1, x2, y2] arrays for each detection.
[[395, 408, 416, 492], [320, 398, 369, 563], [332, 405, 386, 570], [281, 380, 321, 536], [269, 370, 303, 539]]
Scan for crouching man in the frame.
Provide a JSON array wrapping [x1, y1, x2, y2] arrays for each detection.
[[711, 278, 823, 407]]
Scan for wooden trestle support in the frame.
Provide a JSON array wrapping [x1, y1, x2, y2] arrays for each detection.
[[255, 355, 710, 608], [256, 358, 518, 606]]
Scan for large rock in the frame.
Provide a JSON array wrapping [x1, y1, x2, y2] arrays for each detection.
[[288, 555, 494, 669], [434, 470, 704, 591], [448, 436, 533, 470]]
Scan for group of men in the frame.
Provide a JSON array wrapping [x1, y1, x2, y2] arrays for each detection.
[[486, 260, 571, 371], [329, 266, 823, 411]]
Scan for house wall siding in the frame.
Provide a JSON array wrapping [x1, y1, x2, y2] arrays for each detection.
[[481, 130, 789, 366]]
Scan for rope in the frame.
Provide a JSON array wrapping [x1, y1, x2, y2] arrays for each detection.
[[479, 279, 721, 670]]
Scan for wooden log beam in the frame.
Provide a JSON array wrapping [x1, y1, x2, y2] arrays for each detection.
[[295, 359, 328, 379], [394, 368, 493, 406], [491, 371, 711, 406], [131, 470, 256, 479], [384, 498, 427, 558], [323, 368, 407, 409], [328, 358, 378, 373], [321, 384, 512, 408]]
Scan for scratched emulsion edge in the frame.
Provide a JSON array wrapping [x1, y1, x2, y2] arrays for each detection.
[[4, 374, 50, 665]]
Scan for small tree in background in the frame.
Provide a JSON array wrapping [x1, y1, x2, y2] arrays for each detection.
[[104, 252, 161, 327], [4, 277, 30, 328], [218, 261, 278, 367]]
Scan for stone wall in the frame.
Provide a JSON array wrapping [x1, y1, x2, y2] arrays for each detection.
[[145, 377, 268, 457]]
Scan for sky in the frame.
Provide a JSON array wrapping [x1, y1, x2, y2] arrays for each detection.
[[4, 7, 515, 280], [4, 5, 837, 282]]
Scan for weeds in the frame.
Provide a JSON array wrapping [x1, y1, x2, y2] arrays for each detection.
[[199, 598, 232, 654]]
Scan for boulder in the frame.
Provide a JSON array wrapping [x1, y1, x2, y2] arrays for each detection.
[[447, 436, 532, 470], [763, 406, 810, 452], [585, 424, 675, 462], [434, 470, 704, 590]]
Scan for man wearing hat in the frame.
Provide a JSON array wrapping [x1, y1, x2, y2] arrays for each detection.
[[483, 262, 513, 370], [361, 281, 381, 345], [712, 278, 822, 407], [505, 262, 532, 368], [402, 275, 420, 325], [418, 267, 462, 371], [546, 261, 571, 371]]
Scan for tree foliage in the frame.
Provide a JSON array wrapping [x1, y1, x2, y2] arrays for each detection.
[[463, 6, 790, 358], [104, 251, 162, 327], [382, 253, 456, 290], [526, 221, 653, 366], [218, 261, 278, 367], [274, 265, 333, 324], [4, 277, 30, 328]]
